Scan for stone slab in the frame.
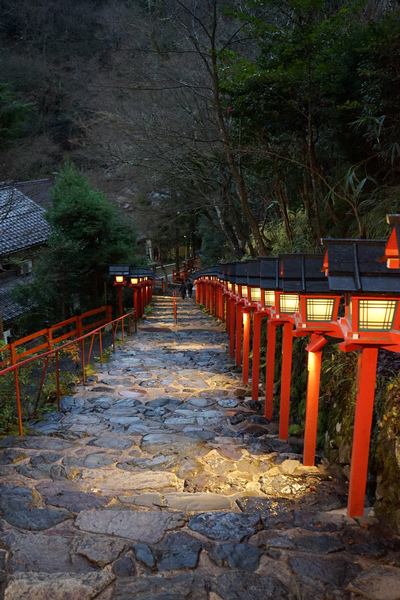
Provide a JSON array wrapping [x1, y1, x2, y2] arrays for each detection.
[[76, 510, 185, 544], [4, 572, 115, 600]]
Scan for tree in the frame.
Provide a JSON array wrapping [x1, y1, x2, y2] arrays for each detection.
[[13, 161, 141, 325]]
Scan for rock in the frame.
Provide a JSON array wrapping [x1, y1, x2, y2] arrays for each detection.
[[133, 544, 156, 569], [79, 470, 183, 494], [3, 529, 92, 573], [278, 459, 303, 475], [2, 507, 71, 530], [0, 449, 28, 464], [4, 572, 115, 600], [229, 413, 248, 425], [87, 437, 135, 450], [208, 543, 261, 570], [218, 398, 238, 408], [244, 400, 262, 411], [259, 474, 308, 498], [72, 534, 126, 568], [288, 554, 361, 587], [155, 531, 202, 571], [18, 437, 75, 451], [348, 565, 400, 600], [113, 573, 206, 600], [50, 465, 80, 480], [0, 485, 38, 511], [119, 492, 164, 507], [113, 555, 136, 577], [141, 433, 210, 456], [76, 510, 185, 544], [164, 492, 233, 511], [188, 512, 262, 542], [37, 480, 108, 513], [212, 571, 290, 600], [266, 529, 344, 554], [60, 396, 86, 411]]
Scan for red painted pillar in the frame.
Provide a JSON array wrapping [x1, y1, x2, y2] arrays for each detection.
[[242, 310, 251, 384], [251, 312, 262, 401], [347, 347, 378, 518], [303, 334, 324, 466], [235, 302, 243, 366], [118, 286, 123, 318], [265, 320, 277, 420], [279, 321, 294, 440], [229, 299, 236, 359], [221, 290, 225, 323]]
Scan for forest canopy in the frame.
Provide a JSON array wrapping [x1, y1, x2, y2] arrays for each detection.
[[0, 0, 399, 262]]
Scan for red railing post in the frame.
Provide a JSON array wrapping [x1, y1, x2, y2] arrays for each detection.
[[56, 350, 61, 411], [10, 341, 23, 436]]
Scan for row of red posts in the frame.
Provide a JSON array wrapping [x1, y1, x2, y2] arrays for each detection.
[[109, 266, 155, 322], [193, 215, 400, 518]]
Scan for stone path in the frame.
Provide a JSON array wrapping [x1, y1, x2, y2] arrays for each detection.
[[1, 296, 399, 599]]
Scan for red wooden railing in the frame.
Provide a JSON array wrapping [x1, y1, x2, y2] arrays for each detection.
[[0, 310, 135, 436], [0, 306, 112, 369], [153, 277, 166, 292]]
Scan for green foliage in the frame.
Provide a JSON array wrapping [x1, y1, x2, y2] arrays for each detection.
[[13, 161, 142, 327], [373, 374, 400, 524], [0, 82, 32, 149]]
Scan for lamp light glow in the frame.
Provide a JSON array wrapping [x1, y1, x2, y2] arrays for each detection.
[[250, 288, 262, 302], [264, 290, 275, 306], [130, 278, 139, 285], [279, 293, 299, 314], [358, 299, 398, 331], [241, 286, 248, 299], [115, 275, 124, 284], [306, 297, 335, 322]]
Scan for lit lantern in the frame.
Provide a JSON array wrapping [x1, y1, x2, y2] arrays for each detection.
[[279, 254, 342, 464], [109, 265, 130, 318], [257, 258, 283, 418], [324, 238, 400, 518], [236, 260, 262, 385]]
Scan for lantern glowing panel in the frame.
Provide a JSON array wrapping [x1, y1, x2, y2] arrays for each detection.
[[130, 278, 139, 285], [115, 275, 124, 283], [279, 293, 299, 314], [250, 288, 262, 303], [357, 299, 398, 331], [306, 297, 335, 322], [264, 290, 275, 307], [241, 286, 248, 299]]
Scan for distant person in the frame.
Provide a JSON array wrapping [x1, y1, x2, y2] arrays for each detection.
[[179, 280, 187, 299], [186, 280, 193, 298]]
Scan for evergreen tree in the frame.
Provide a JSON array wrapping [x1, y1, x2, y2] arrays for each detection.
[[14, 162, 141, 326]]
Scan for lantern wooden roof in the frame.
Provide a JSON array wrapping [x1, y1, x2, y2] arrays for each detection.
[[109, 265, 130, 277], [323, 239, 400, 294], [129, 267, 154, 280], [235, 260, 261, 286], [380, 215, 400, 269], [259, 257, 282, 290], [279, 254, 330, 294]]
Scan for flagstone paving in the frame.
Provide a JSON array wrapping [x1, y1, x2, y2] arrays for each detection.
[[0, 296, 399, 599]]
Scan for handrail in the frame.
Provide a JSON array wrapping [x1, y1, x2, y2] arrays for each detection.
[[0, 306, 113, 368], [0, 310, 135, 436]]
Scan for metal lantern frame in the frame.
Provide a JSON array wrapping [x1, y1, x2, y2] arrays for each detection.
[[324, 238, 400, 518], [280, 253, 342, 460], [109, 265, 130, 318]]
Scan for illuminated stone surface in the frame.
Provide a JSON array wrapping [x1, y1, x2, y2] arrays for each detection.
[[0, 296, 398, 599]]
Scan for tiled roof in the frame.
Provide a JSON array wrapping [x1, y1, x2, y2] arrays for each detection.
[[15, 179, 53, 210], [0, 276, 28, 323], [0, 187, 51, 257]]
